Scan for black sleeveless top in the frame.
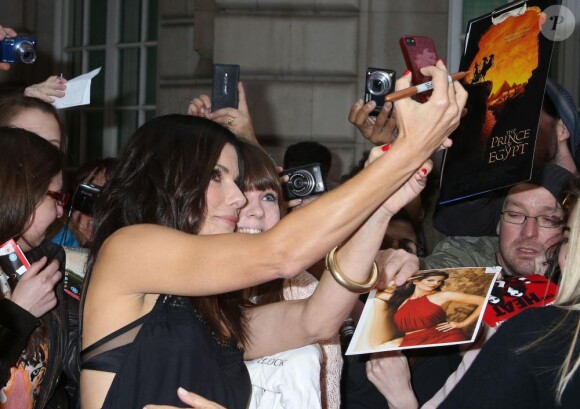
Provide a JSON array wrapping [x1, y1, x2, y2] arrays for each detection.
[[81, 295, 251, 408]]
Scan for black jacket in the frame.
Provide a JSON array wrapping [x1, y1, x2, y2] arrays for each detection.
[[0, 240, 79, 409]]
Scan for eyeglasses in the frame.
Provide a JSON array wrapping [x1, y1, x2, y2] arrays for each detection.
[[500, 211, 563, 229], [47, 190, 71, 207]]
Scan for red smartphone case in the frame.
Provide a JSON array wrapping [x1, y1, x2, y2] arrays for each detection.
[[399, 35, 439, 85]]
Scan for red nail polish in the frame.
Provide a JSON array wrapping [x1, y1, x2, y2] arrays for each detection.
[[403, 69, 411, 76], [421, 168, 428, 175], [441, 59, 446, 65], [382, 144, 391, 152]]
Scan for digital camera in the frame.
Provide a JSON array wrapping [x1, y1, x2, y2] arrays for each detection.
[[364, 67, 396, 116], [0, 36, 37, 64], [282, 163, 326, 201], [72, 182, 101, 216]]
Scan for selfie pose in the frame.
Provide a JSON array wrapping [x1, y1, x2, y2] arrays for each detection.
[[80, 64, 466, 408]]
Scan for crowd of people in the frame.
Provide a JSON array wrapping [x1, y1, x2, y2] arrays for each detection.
[[1, 20, 580, 409]]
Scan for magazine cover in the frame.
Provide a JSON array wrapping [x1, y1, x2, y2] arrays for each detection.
[[439, 0, 558, 204], [345, 267, 499, 355], [483, 273, 558, 327]]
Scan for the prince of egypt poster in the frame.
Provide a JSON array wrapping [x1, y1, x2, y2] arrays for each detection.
[[440, 2, 556, 203]]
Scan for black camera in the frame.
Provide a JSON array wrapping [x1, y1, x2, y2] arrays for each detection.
[[0, 36, 37, 64], [364, 67, 396, 116], [72, 182, 101, 216], [282, 163, 326, 200]]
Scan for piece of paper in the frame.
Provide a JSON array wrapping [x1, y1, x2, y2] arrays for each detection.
[[345, 267, 499, 355], [53, 67, 101, 109]]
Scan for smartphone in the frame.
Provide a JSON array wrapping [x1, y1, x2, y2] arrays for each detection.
[[399, 35, 439, 86], [0, 239, 30, 277], [212, 64, 240, 112]]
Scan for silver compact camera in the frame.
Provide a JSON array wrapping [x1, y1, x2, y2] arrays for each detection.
[[364, 67, 396, 116], [0, 36, 37, 64], [282, 163, 326, 200]]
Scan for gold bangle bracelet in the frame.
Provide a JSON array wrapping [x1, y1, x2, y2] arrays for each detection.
[[325, 245, 378, 294]]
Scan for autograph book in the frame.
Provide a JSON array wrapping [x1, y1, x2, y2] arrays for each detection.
[[439, 0, 558, 203], [345, 267, 499, 355]]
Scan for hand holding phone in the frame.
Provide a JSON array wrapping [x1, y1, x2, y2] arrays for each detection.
[[11, 257, 61, 318], [212, 64, 240, 112]]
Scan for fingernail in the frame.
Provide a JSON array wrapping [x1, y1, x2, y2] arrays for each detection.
[[403, 69, 411, 76], [421, 168, 428, 175], [441, 59, 446, 65], [382, 144, 391, 152], [178, 387, 188, 396]]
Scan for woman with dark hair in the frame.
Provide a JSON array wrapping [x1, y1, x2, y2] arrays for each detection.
[[0, 94, 66, 150], [376, 271, 484, 347], [0, 127, 74, 408], [80, 64, 467, 408]]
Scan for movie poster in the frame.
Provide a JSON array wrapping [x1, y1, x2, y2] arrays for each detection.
[[439, 0, 557, 203]]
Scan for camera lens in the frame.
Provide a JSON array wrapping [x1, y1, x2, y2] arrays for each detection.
[[405, 37, 416, 46], [16, 41, 36, 64], [366, 71, 392, 97], [288, 170, 315, 197]]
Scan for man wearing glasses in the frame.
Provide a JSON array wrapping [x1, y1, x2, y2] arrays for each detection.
[[361, 163, 573, 409], [421, 163, 571, 278]]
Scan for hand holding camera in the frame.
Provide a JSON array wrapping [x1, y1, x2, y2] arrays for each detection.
[[281, 163, 326, 201], [0, 24, 17, 71], [349, 98, 398, 145], [0, 35, 36, 64]]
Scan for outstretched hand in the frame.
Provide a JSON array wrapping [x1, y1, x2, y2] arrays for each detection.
[[24, 75, 67, 103], [144, 387, 226, 409], [0, 25, 18, 71], [348, 99, 398, 145], [188, 82, 258, 144]]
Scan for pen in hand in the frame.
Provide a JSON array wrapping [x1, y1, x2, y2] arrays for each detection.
[[385, 71, 469, 102]]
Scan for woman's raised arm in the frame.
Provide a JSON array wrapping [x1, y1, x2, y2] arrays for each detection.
[[95, 62, 466, 300]]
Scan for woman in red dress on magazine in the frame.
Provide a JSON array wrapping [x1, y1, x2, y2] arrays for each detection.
[[376, 271, 484, 347]]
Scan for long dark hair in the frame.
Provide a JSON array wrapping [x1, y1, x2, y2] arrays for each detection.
[[0, 126, 63, 247], [388, 271, 449, 311], [0, 127, 63, 364], [0, 94, 66, 152], [83, 115, 248, 343]]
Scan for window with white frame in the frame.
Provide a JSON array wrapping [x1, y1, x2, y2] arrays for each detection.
[[61, 0, 158, 166]]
